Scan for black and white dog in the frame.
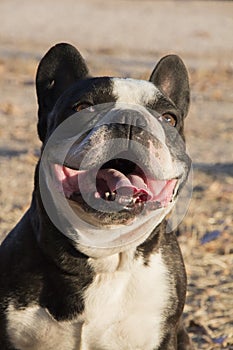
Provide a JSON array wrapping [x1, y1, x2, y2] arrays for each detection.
[[0, 43, 194, 350]]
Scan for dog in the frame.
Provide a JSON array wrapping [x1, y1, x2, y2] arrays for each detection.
[[0, 43, 194, 350]]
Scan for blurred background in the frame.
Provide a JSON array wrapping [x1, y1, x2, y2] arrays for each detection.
[[0, 1, 232, 348]]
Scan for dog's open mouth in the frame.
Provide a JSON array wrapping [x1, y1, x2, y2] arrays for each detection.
[[53, 158, 178, 217]]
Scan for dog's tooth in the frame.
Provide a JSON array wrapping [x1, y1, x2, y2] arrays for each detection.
[[118, 196, 134, 206], [104, 192, 110, 200], [110, 192, 116, 201]]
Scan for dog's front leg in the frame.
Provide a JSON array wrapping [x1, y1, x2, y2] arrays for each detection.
[[177, 322, 195, 350], [157, 325, 194, 350], [156, 330, 177, 350]]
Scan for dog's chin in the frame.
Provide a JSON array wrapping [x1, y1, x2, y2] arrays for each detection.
[[53, 159, 179, 228], [66, 196, 146, 227]]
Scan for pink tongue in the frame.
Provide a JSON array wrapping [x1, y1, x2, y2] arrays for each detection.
[[148, 178, 177, 206], [96, 169, 152, 199], [55, 165, 176, 206]]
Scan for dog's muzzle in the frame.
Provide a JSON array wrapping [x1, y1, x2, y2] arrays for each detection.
[[39, 103, 191, 256]]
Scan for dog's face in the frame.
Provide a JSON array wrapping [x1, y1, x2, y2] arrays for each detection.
[[36, 43, 190, 254]]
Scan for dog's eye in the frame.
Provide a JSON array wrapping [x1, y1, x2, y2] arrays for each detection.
[[72, 103, 93, 112], [162, 113, 177, 127]]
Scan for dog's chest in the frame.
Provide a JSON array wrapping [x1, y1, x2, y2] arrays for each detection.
[[7, 251, 169, 350], [82, 251, 169, 350]]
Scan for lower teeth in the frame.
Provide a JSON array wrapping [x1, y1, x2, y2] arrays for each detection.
[[116, 196, 134, 206], [104, 192, 116, 201], [103, 192, 142, 207]]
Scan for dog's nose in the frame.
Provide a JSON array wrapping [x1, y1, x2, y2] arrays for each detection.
[[94, 103, 155, 133], [125, 109, 147, 128]]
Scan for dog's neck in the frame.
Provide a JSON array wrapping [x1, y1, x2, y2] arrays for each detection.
[[29, 183, 165, 272]]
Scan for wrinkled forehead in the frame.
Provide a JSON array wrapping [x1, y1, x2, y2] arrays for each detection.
[[58, 77, 163, 108], [112, 78, 162, 105]]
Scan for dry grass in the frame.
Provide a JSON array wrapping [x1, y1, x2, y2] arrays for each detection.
[[180, 166, 233, 349]]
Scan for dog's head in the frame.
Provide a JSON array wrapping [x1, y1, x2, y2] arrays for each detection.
[[36, 43, 191, 256]]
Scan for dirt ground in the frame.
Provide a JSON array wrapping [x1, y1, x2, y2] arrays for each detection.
[[0, 1, 233, 349]]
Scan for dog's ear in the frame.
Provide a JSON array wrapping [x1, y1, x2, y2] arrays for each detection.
[[36, 43, 89, 142], [149, 55, 190, 118]]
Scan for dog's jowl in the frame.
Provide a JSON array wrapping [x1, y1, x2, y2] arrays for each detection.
[[0, 43, 194, 350]]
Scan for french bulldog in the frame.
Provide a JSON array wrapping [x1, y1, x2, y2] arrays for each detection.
[[0, 43, 194, 350]]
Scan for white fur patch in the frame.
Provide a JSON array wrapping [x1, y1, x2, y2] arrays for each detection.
[[112, 78, 161, 105], [81, 249, 169, 350]]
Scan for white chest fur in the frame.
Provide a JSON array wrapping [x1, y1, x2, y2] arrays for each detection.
[[7, 250, 169, 350], [81, 250, 169, 350]]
